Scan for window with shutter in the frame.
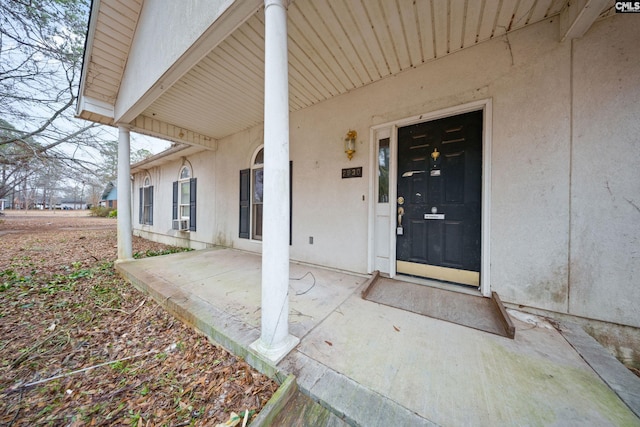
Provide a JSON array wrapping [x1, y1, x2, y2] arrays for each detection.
[[173, 165, 195, 231], [239, 147, 291, 244]]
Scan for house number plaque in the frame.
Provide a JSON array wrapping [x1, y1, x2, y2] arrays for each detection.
[[342, 167, 363, 179]]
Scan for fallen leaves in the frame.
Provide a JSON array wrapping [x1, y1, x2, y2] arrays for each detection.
[[215, 410, 252, 427], [0, 212, 278, 425]]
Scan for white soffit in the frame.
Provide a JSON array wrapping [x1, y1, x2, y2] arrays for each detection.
[[82, 0, 143, 107], [82, 0, 614, 144]]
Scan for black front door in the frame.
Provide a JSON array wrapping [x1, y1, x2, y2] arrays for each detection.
[[396, 111, 482, 286]]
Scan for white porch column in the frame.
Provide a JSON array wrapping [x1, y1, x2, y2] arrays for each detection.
[[116, 125, 133, 261], [250, 0, 299, 364]]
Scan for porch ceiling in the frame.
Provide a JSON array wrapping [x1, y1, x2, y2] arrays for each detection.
[[79, 0, 613, 147]]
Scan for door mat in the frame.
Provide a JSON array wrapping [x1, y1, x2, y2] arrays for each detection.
[[362, 272, 515, 339]]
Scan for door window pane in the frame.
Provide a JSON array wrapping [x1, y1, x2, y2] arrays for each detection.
[[378, 138, 390, 203]]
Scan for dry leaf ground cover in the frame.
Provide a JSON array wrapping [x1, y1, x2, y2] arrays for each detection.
[[0, 211, 277, 426]]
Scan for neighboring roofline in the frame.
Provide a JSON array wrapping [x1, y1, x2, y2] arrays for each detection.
[[100, 181, 115, 200], [132, 144, 190, 168], [131, 144, 206, 173]]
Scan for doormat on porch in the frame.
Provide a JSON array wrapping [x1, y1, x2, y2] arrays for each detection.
[[362, 273, 515, 339]]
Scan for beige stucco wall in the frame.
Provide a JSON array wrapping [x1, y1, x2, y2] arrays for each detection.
[[570, 15, 640, 328], [133, 152, 218, 250], [133, 13, 639, 330]]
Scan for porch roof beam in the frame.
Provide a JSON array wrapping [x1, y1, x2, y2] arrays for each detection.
[[560, 0, 610, 42], [76, 95, 114, 121], [130, 115, 218, 151]]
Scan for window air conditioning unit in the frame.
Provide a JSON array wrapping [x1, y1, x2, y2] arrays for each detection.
[[173, 219, 189, 231]]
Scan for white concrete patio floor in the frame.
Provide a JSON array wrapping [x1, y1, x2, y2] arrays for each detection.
[[117, 247, 640, 426]]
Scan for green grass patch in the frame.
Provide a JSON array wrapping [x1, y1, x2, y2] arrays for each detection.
[[133, 247, 193, 259]]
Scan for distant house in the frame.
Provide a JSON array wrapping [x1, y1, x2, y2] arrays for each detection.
[[77, 1, 640, 365], [99, 182, 117, 209], [59, 200, 88, 210]]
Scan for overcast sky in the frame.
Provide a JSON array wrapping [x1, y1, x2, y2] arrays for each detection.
[[127, 131, 172, 155]]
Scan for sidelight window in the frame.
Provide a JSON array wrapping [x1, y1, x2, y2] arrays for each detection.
[[378, 138, 390, 203]]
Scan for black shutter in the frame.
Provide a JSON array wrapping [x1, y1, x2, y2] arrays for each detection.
[[189, 178, 197, 231], [239, 169, 250, 238], [139, 187, 143, 224], [149, 186, 154, 226], [172, 181, 178, 229]]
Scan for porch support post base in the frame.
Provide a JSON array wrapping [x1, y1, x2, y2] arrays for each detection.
[[250, 335, 299, 365]]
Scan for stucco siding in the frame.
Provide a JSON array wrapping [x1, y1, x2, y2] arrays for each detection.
[[570, 15, 640, 328], [214, 126, 264, 253], [349, 17, 572, 311], [488, 19, 572, 314], [132, 13, 639, 329], [133, 151, 218, 250]]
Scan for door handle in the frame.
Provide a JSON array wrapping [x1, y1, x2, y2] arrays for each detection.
[[397, 207, 405, 227]]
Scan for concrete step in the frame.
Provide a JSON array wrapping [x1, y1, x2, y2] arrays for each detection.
[[253, 375, 350, 427]]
